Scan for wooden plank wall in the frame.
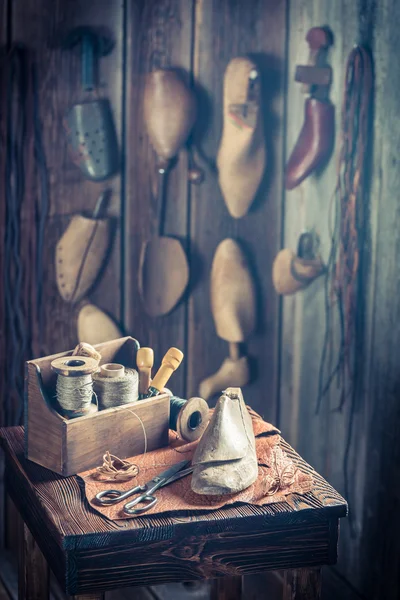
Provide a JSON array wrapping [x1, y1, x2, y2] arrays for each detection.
[[124, 0, 287, 420], [17, 0, 123, 354], [124, 0, 195, 397], [280, 1, 400, 599], [187, 0, 286, 422], [1, 1, 400, 599], [2, 0, 124, 555], [0, 0, 8, 553], [0, 0, 124, 419]]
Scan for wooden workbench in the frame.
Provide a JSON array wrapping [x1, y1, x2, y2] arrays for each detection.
[[0, 427, 347, 599]]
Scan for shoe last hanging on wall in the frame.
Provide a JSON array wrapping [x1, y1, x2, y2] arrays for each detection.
[[198, 239, 256, 400], [272, 231, 325, 295], [56, 190, 112, 304], [139, 68, 196, 318], [285, 27, 334, 190], [217, 57, 266, 218], [191, 387, 258, 495], [77, 303, 122, 345]]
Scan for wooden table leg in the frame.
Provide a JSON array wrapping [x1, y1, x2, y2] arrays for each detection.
[[211, 575, 242, 600], [283, 568, 322, 600], [18, 516, 49, 600]]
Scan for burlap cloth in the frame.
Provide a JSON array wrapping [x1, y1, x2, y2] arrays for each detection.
[[79, 408, 313, 520]]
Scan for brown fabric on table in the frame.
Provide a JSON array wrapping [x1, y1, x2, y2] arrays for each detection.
[[79, 408, 313, 520]]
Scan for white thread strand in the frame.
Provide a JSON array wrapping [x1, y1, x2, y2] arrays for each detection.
[[127, 409, 148, 456], [92, 368, 139, 410]]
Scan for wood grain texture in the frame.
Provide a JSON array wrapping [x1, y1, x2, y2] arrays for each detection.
[[210, 575, 242, 600], [0, 550, 18, 599], [123, 0, 195, 397], [11, 0, 123, 220], [0, 580, 10, 600], [10, 0, 123, 364], [0, 0, 8, 429], [0, 0, 7, 520], [0, 546, 162, 600], [187, 0, 287, 419], [322, 567, 365, 600], [25, 337, 170, 476], [283, 568, 321, 600], [279, 2, 399, 599], [71, 596, 104, 600], [357, 3, 400, 600], [18, 518, 49, 600], [0, 426, 345, 594]]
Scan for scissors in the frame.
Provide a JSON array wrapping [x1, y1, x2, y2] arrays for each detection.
[[95, 459, 193, 515]]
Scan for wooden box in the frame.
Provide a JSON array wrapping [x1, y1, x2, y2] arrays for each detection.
[[24, 336, 170, 476]]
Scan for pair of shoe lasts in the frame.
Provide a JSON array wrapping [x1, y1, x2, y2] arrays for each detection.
[[191, 387, 258, 495]]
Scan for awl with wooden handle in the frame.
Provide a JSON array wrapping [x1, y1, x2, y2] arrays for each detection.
[[144, 347, 184, 398], [136, 347, 154, 399]]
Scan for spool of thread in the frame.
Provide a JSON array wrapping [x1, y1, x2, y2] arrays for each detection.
[[51, 356, 99, 418], [92, 363, 139, 410], [169, 396, 209, 442]]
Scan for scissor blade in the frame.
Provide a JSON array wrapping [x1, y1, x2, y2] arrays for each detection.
[[161, 466, 194, 487], [145, 460, 190, 488]]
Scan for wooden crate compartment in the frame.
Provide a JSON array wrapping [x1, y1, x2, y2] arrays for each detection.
[[24, 336, 170, 476]]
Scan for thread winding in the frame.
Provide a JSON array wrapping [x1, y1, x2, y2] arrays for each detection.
[[92, 368, 139, 410], [169, 396, 187, 430], [56, 374, 96, 418]]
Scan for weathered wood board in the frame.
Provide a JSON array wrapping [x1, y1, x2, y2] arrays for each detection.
[[279, 1, 400, 599], [1, 1, 399, 599], [10, 0, 124, 361], [187, 0, 287, 421], [123, 0, 195, 397]]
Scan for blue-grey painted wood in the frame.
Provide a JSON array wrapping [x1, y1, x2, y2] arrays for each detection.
[[280, 1, 400, 599]]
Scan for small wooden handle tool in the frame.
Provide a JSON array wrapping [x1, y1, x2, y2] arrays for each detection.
[[145, 347, 183, 398], [295, 27, 333, 95], [136, 347, 154, 399]]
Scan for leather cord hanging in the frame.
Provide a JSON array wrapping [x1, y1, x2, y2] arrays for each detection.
[[317, 46, 373, 538], [317, 45, 373, 412]]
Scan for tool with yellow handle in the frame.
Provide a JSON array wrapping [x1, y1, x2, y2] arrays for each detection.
[[136, 347, 154, 399], [144, 347, 184, 398]]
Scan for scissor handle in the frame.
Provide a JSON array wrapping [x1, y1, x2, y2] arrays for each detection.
[[95, 485, 144, 505], [123, 494, 158, 515]]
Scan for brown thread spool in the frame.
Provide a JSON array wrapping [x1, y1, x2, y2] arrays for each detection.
[[170, 396, 209, 442]]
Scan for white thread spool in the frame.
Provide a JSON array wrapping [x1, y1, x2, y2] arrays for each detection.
[[92, 363, 139, 410], [100, 363, 125, 378], [51, 356, 99, 418]]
